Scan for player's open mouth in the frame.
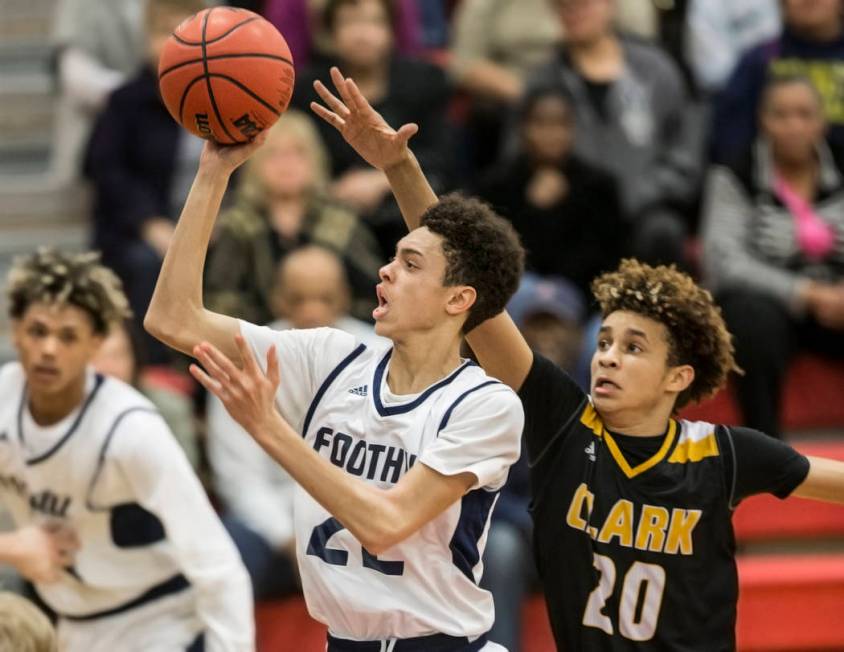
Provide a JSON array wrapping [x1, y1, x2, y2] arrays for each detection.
[[593, 377, 620, 395], [373, 285, 389, 320]]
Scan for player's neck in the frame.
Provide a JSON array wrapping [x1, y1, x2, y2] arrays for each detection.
[[599, 403, 674, 438], [28, 377, 86, 427], [386, 334, 463, 395]]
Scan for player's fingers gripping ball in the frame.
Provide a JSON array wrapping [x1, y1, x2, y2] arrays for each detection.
[[158, 7, 294, 144]]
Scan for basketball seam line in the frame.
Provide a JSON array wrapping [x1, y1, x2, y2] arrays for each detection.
[[159, 52, 294, 80], [201, 7, 240, 144], [171, 15, 260, 47], [207, 73, 280, 117], [178, 74, 207, 126]]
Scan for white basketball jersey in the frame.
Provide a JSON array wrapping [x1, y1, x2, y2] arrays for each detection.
[[239, 322, 524, 641]]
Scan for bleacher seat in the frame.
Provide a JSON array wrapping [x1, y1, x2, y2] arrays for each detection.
[[737, 554, 844, 651]]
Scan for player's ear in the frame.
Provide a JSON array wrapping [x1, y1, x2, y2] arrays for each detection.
[[666, 364, 694, 394], [445, 286, 476, 318]]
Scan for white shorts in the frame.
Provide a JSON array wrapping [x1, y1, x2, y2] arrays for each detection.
[[57, 589, 202, 652]]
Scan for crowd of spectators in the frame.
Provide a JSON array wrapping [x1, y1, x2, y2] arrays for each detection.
[[37, 0, 844, 648]]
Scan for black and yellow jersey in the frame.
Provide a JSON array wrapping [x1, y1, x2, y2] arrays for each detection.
[[520, 354, 810, 651]]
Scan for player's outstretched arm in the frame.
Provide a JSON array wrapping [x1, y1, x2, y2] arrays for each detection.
[[792, 456, 844, 504], [311, 68, 534, 391], [144, 135, 266, 361], [191, 337, 517, 553]]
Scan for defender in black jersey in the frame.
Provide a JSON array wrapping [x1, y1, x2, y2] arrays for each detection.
[[308, 71, 844, 651]]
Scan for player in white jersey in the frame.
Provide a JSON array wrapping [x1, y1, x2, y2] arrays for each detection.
[[144, 88, 526, 651], [0, 249, 253, 652]]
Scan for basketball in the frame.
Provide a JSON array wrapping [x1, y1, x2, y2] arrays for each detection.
[[158, 7, 294, 145]]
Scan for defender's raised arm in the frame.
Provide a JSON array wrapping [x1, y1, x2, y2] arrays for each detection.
[[310, 67, 534, 390]]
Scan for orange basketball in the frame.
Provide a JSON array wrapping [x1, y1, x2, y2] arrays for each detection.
[[158, 7, 294, 145]]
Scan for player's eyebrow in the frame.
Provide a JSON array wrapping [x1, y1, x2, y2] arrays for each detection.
[[397, 246, 425, 259], [626, 328, 649, 341], [598, 325, 650, 342]]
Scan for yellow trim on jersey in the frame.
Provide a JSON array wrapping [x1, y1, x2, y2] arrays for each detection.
[[603, 420, 678, 479], [667, 431, 719, 464], [579, 404, 604, 438], [579, 404, 678, 478]]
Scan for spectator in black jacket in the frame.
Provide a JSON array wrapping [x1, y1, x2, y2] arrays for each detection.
[[291, 0, 452, 257], [84, 0, 203, 363], [477, 86, 627, 301]]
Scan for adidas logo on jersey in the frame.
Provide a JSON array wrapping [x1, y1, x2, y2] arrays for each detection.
[[348, 385, 368, 397], [584, 441, 596, 461]]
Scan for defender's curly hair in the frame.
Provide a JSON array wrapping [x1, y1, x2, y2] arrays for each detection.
[[421, 194, 525, 333], [7, 248, 131, 335], [591, 259, 738, 410]]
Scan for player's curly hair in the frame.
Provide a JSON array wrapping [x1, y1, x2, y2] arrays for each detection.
[[592, 259, 739, 410], [421, 194, 524, 333], [7, 248, 131, 335]]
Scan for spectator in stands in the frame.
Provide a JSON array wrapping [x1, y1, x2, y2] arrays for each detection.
[[449, 0, 562, 171], [291, 0, 452, 256], [84, 0, 205, 364], [481, 274, 583, 652], [712, 0, 844, 164], [0, 592, 56, 652], [526, 0, 702, 267], [507, 273, 586, 381], [91, 320, 200, 471], [265, 0, 428, 70], [702, 76, 844, 438], [205, 111, 383, 325], [476, 85, 626, 300], [51, 0, 147, 184], [685, 0, 781, 95], [209, 245, 385, 600]]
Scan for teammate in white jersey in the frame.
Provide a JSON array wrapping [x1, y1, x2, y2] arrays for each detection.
[[0, 249, 253, 652], [144, 82, 526, 652]]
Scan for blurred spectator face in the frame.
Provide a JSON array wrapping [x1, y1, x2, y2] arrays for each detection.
[[258, 131, 316, 199], [13, 303, 104, 399], [761, 80, 826, 165], [274, 247, 351, 328], [558, 0, 614, 45], [147, 4, 197, 67], [523, 93, 574, 165], [783, 0, 843, 37], [91, 324, 136, 385], [331, 0, 393, 69], [521, 312, 582, 371]]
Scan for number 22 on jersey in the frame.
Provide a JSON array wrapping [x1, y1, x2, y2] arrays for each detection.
[[308, 517, 405, 576], [583, 553, 666, 642]]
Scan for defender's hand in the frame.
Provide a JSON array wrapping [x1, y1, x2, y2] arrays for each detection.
[[310, 66, 418, 172]]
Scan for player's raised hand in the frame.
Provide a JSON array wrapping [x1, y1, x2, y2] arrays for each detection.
[[311, 66, 419, 171], [190, 335, 283, 443], [199, 130, 269, 176]]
